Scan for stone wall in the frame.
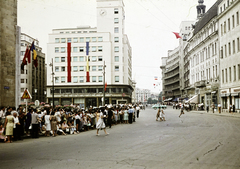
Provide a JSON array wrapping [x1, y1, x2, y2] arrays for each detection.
[[0, 0, 17, 107]]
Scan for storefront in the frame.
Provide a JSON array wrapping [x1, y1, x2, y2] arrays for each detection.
[[231, 88, 240, 111]]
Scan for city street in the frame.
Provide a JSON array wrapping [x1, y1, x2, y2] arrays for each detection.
[[1, 107, 240, 169]]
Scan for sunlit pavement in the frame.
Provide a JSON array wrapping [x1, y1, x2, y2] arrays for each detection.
[[1, 107, 240, 169]]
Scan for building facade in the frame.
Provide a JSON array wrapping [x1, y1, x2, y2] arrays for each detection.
[[218, 0, 240, 112], [0, 0, 17, 107], [47, 0, 133, 107], [20, 33, 46, 103]]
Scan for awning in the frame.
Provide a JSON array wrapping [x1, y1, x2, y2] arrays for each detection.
[[173, 97, 180, 102], [211, 91, 216, 94], [221, 94, 226, 97], [231, 93, 239, 96], [185, 95, 198, 103]]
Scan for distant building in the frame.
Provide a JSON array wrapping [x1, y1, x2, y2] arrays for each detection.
[[47, 0, 133, 107], [20, 33, 46, 103]]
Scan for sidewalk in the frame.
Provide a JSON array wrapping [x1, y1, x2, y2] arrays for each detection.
[[189, 109, 240, 118]]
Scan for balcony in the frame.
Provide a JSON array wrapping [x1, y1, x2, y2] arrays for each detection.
[[194, 80, 206, 88], [164, 77, 180, 86]]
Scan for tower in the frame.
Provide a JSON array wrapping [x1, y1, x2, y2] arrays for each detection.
[[196, 0, 206, 19]]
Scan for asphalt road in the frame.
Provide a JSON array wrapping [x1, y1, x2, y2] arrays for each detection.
[[1, 107, 240, 169]]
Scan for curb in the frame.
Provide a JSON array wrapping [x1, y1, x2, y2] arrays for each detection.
[[189, 110, 240, 118]]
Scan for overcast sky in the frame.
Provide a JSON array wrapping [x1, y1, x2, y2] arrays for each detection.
[[18, 0, 217, 93]]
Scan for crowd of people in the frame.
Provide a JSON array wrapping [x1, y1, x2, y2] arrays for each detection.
[[0, 104, 143, 143]]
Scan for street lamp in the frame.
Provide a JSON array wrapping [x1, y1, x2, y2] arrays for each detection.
[[49, 58, 55, 107], [34, 89, 37, 101]]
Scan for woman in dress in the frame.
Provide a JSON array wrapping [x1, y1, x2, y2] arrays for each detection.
[[50, 111, 57, 137], [4, 112, 14, 143], [96, 110, 109, 136], [113, 108, 118, 125], [44, 110, 51, 137], [123, 107, 128, 124]]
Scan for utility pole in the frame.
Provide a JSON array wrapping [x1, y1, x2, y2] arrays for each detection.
[[102, 61, 106, 106]]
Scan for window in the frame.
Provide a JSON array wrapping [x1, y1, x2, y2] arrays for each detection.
[[92, 56, 96, 62], [55, 77, 59, 83], [61, 47, 65, 53], [21, 88, 24, 92], [55, 47, 59, 53], [21, 79, 24, 83], [234, 66, 236, 81], [80, 56, 84, 62], [61, 38, 66, 43], [114, 27, 119, 33], [237, 12, 239, 25], [73, 47, 78, 52], [225, 68, 228, 82], [55, 66, 59, 72], [73, 76, 78, 83], [229, 67, 232, 82], [92, 37, 96, 42], [222, 70, 224, 83], [114, 47, 119, 52], [225, 45, 227, 57], [73, 38, 78, 43], [79, 66, 84, 71], [72, 57, 77, 62], [114, 8, 118, 14], [98, 56, 102, 61], [224, 21, 226, 33], [73, 66, 78, 72], [83, 31, 87, 33], [115, 66, 119, 71], [80, 47, 84, 52], [61, 57, 65, 62], [98, 46, 102, 52], [228, 42, 231, 55], [61, 67, 66, 72], [232, 15, 235, 28], [20, 51, 25, 56], [26, 79, 27, 83], [115, 56, 119, 62], [114, 37, 119, 42], [86, 37, 90, 42], [55, 57, 59, 62], [114, 18, 119, 24], [80, 76, 84, 83], [21, 69, 24, 74], [98, 65, 103, 71], [80, 37, 84, 42], [238, 64, 240, 80], [92, 46, 96, 52], [55, 38, 59, 43], [92, 66, 96, 71], [61, 77, 65, 83], [92, 76, 96, 82], [67, 38, 71, 42], [237, 38, 240, 52], [228, 18, 230, 31], [233, 40, 235, 54], [98, 37, 103, 42], [98, 76, 103, 82], [115, 76, 119, 82], [221, 24, 223, 36]]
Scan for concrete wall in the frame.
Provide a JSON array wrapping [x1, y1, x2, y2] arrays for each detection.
[[0, 0, 17, 107]]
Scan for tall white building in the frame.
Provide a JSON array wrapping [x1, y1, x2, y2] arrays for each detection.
[[47, 0, 133, 107], [218, 0, 240, 111]]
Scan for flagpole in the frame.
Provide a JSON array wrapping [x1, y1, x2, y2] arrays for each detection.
[[102, 61, 106, 106]]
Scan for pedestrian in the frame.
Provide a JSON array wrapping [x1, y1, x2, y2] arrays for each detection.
[[179, 105, 185, 118], [233, 104, 235, 113], [107, 107, 113, 128], [13, 112, 21, 141], [4, 111, 14, 143], [96, 110, 109, 136], [211, 103, 215, 113], [128, 106, 134, 124], [136, 105, 140, 118], [25, 108, 32, 137], [160, 109, 166, 121], [31, 109, 39, 138], [229, 104, 232, 114], [123, 107, 128, 124], [50, 110, 57, 137], [156, 108, 160, 121], [206, 104, 209, 113], [44, 109, 51, 137], [218, 103, 221, 114]]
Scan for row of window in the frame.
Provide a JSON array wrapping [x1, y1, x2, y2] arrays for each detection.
[[222, 65, 240, 83], [220, 11, 239, 36], [220, 37, 240, 58], [55, 76, 119, 83], [191, 65, 218, 83], [55, 56, 120, 62], [55, 46, 120, 53], [55, 37, 120, 43], [54, 65, 120, 72]]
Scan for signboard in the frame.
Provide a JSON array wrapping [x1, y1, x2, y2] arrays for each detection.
[[21, 89, 32, 99]]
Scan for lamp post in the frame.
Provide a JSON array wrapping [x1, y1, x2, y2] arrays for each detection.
[[49, 58, 55, 107]]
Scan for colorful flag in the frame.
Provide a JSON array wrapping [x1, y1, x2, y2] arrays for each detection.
[[21, 45, 30, 70], [173, 32, 182, 39], [30, 42, 37, 67], [154, 76, 158, 80], [67, 42, 71, 82], [86, 42, 90, 82]]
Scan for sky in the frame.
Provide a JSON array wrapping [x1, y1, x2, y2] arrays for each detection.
[[18, 0, 217, 94]]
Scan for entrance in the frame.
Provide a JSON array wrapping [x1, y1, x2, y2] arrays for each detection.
[[86, 98, 97, 108]]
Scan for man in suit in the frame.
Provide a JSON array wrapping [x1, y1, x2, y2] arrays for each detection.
[[128, 106, 134, 124], [31, 109, 39, 138]]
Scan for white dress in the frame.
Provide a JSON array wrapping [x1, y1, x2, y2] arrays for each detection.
[[45, 115, 51, 131], [96, 112, 105, 129]]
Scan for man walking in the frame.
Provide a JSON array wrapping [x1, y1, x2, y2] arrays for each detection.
[[128, 106, 134, 124], [136, 105, 140, 118]]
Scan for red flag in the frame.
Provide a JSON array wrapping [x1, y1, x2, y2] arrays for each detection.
[[67, 42, 71, 82], [21, 45, 30, 70], [104, 82, 107, 91], [173, 32, 182, 39]]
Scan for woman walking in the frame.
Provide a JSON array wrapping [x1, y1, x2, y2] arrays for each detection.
[[123, 107, 128, 124], [4, 112, 14, 143], [96, 110, 109, 136]]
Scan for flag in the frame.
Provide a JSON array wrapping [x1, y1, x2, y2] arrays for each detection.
[[173, 32, 182, 39], [86, 42, 90, 82], [104, 82, 107, 91], [30, 41, 37, 67], [154, 76, 158, 80], [21, 45, 30, 71], [67, 42, 71, 82]]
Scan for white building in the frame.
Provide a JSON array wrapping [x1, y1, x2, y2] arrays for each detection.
[[135, 88, 151, 103], [218, 0, 240, 112], [47, 0, 133, 107]]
